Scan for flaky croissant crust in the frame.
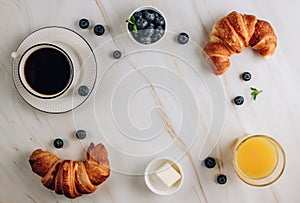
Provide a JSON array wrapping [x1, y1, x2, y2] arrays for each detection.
[[203, 11, 277, 75], [29, 143, 110, 199]]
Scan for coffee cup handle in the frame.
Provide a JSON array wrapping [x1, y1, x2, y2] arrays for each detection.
[[11, 52, 19, 58]]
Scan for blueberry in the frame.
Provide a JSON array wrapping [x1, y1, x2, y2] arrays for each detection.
[[233, 96, 244, 105], [134, 11, 143, 19], [79, 18, 89, 29], [113, 50, 122, 59], [204, 157, 216, 168], [128, 23, 134, 32], [155, 25, 165, 31], [155, 16, 165, 26], [177, 32, 189, 44], [132, 32, 139, 39], [136, 18, 148, 30], [138, 36, 152, 44], [151, 33, 163, 43], [154, 27, 164, 40], [241, 72, 251, 81], [78, 85, 89, 96], [94, 24, 105, 36], [154, 12, 160, 18], [143, 10, 155, 22], [151, 36, 160, 43], [76, 130, 87, 140], [53, 138, 64, 149], [142, 26, 154, 37], [217, 174, 227, 185], [155, 25, 164, 32]]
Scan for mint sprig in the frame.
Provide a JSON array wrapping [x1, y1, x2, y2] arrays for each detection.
[[250, 87, 263, 101], [126, 15, 138, 33]]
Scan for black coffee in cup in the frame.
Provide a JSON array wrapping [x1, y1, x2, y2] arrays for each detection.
[[23, 46, 73, 97]]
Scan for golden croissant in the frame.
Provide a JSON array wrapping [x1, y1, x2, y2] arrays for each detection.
[[29, 143, 110, 199], [203, 11, 277, 75]]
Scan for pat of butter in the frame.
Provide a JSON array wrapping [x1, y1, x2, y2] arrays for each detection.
[[155, 162, 181, 187]]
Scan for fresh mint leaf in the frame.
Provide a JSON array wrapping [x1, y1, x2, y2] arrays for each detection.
[[250, 87, 263, 101], [126, 15, 137, 33], [126, 19, 133, 24], [133, 24, 138, 33], [130, 15, 136, 24], [253, 93, 257, 101]]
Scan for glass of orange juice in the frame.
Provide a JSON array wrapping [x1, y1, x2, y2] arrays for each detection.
[[232, 134, 285, 186]]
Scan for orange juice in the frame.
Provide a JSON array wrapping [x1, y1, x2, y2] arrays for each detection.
[[235, 136, 278, 179]]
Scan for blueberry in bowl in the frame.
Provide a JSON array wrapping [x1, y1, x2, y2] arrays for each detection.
[[126, 7, 166, 45]]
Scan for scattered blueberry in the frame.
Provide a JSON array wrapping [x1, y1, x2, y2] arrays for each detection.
[[94, 24, 105, 36], [233, 96, 244, 105], [76, 130, 87, 140], [217, 174, 227, 185], [79, 18, 89, 29], [177, 32, 189, 44], [204, 157, 216, 168], [113, 50, 122, 59], [241, 72, 252, 81], [53, 138, 64, 149], [78, 85, 89, 96], [134, 11, 143, 19], [136, 18, 149, 30]]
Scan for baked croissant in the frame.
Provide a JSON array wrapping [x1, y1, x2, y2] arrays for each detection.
[[203, 11, 277, 75], [29, 143, 110, 199]]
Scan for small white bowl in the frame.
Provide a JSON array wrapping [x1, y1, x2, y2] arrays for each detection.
[[144, 157, 184, 195], [126, 6, 167, 46]]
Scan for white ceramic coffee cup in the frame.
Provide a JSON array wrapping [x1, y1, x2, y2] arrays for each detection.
[[18, 43, 74, 99]]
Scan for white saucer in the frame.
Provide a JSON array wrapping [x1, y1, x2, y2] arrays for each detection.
[[12, 26, 97, 113]]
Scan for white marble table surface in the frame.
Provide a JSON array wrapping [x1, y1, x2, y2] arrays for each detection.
[[1, 0, 300, 202]]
